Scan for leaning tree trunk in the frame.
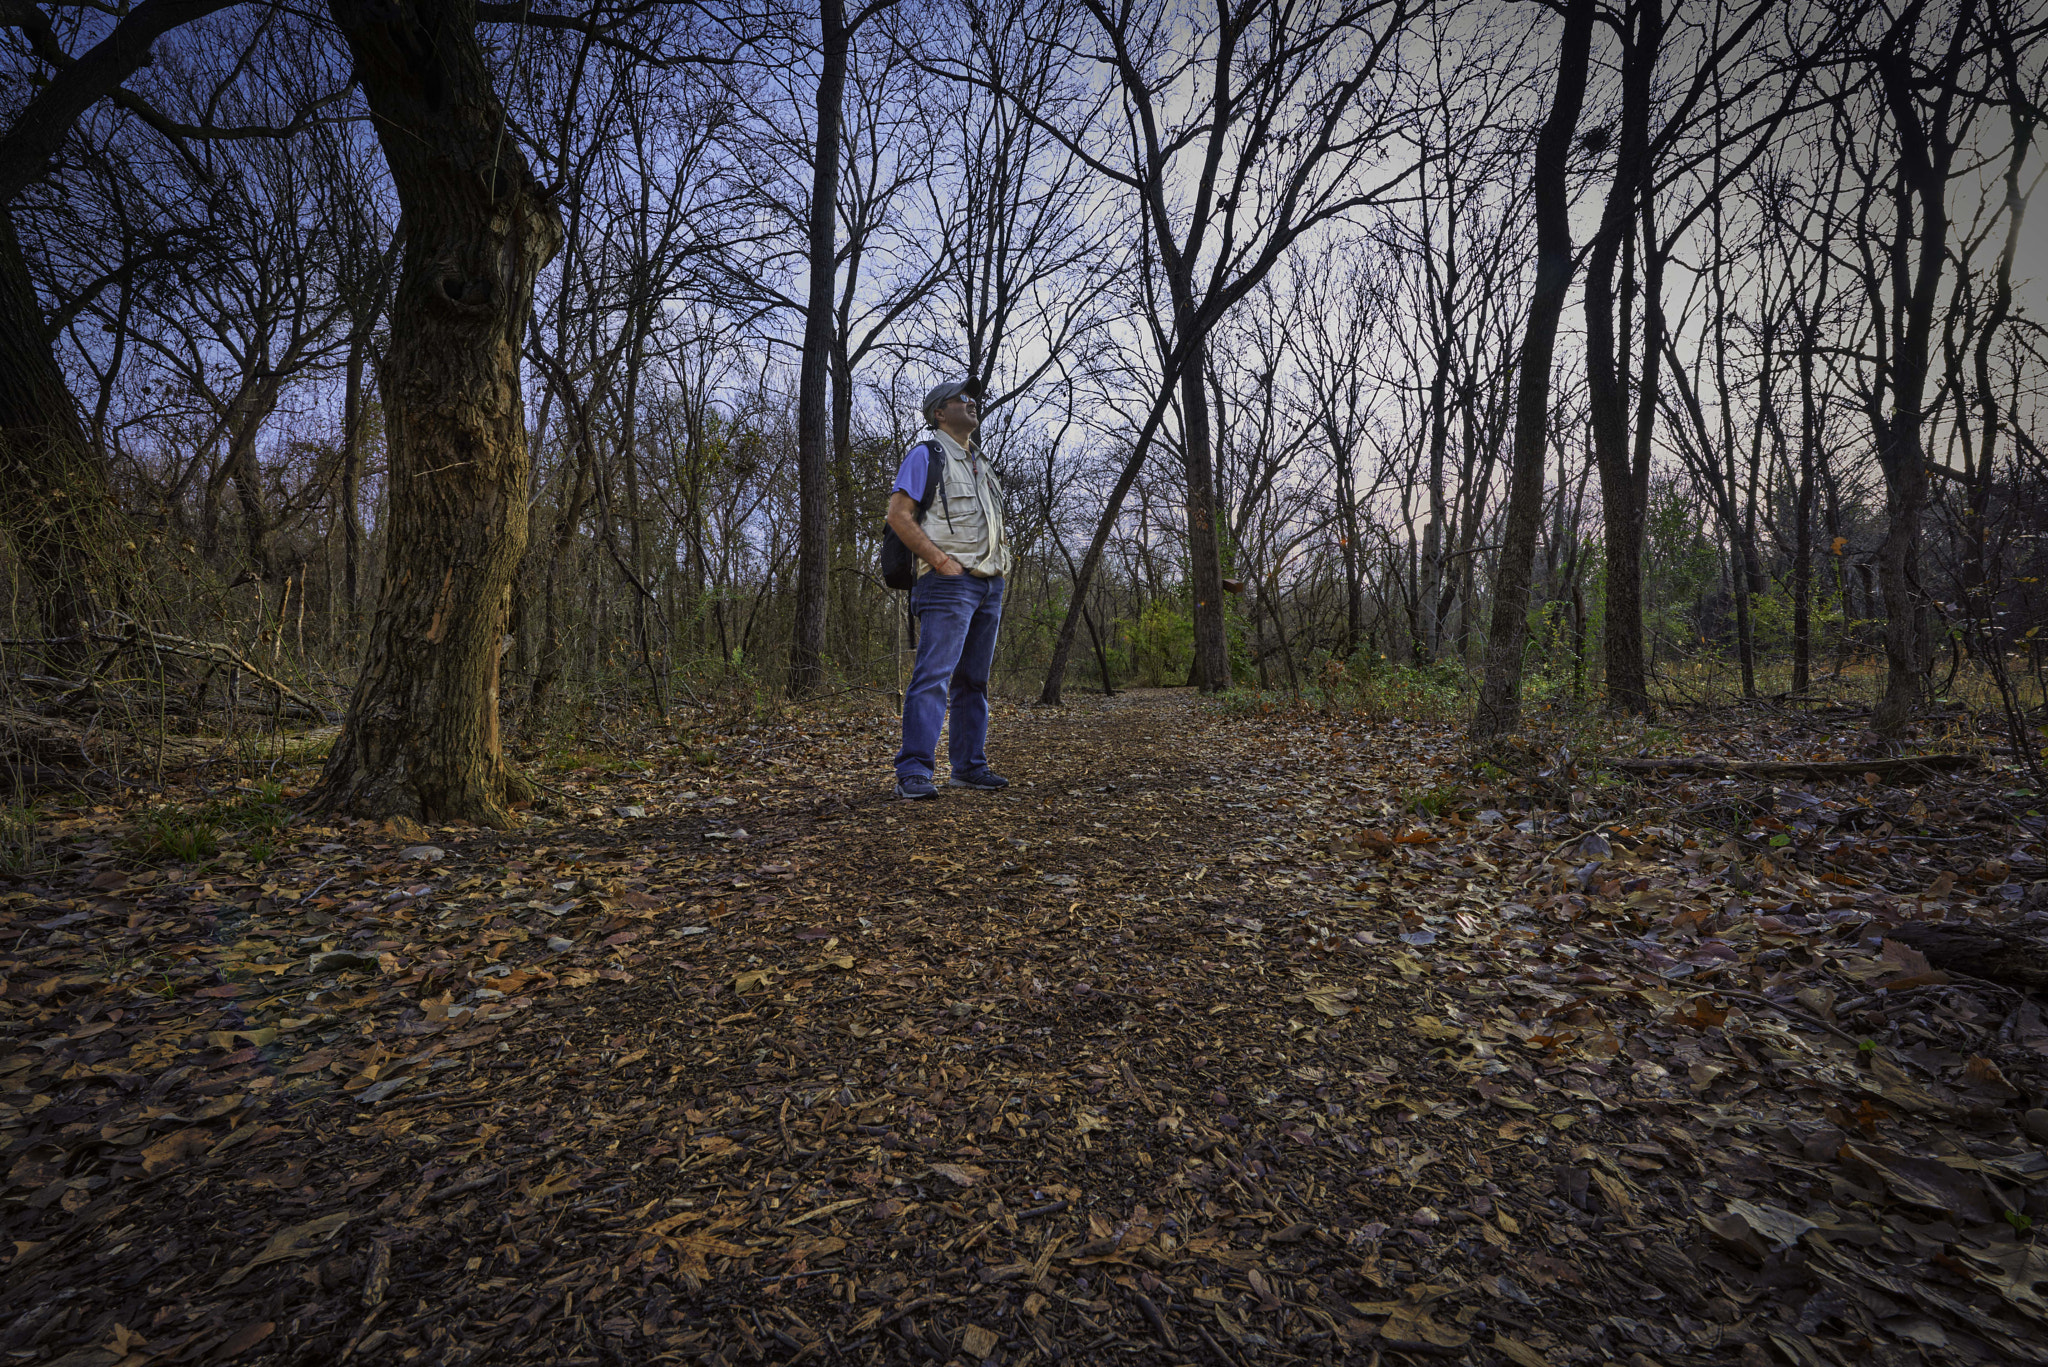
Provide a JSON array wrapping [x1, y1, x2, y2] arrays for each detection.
[[313, 0, 562, 828], [1039, 372, 1185, 704], [787, 0, 850, 699], [0, 207, 109, 651], [1471, 0, 1595, 741]]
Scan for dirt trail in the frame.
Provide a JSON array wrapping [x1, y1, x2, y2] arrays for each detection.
[[6, 691, 2046, 1366]]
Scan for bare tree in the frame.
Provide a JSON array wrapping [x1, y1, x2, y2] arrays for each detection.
[[788, 0, 902, 697], [1472, 0, 1595, 740], [1828, 0, 2013, 735], [941, 0, 1425, 702]]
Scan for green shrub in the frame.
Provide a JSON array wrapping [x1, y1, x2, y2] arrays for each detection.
[[1404, 782, 1464, 817], [227, 780, 292, 836], [1345, 657, 1475, 722], [1130, 599, 1194, 687], [139, 805, 220, 863]]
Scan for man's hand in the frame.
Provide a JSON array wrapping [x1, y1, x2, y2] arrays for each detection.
[[888, 491, 963, 576]]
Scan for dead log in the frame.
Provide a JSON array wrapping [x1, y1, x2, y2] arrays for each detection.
[[1613, 754, 1981, 781], [1882, 916, 2048, 993]]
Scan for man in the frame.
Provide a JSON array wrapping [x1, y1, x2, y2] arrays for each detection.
[[887, 378, 1012, 799]]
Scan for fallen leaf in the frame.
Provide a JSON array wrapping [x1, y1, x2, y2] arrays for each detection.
[[1721, 1199, 1816, 1251], [1379, 1303, 1468, 1354], [670, 1232, 752, 1284], [222, 1213, 352, 1284], [1491, 1334, 1547, 1367], [1841, 1143, 1995, 1223], [215, 1321, 275, 1358], [139, 1127, 214, 1176], [1409, 1014, 1463, 1041]]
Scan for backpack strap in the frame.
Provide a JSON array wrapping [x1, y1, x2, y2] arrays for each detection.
[[914, 441, 946, 520]]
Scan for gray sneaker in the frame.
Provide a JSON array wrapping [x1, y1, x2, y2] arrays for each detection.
[[948, 768, 1009, 790], [895, 774, 939, 800]]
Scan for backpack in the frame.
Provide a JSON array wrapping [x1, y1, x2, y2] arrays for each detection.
[[879, 440, 946, 590]]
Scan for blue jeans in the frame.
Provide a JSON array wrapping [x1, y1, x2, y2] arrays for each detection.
[[895, 572, 1003, 780]]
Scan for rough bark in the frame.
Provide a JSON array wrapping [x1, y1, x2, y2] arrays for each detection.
[[313, 0, 562, 828], [787, 0, 851, 699], [1471, 0, 1595, 741], [0, 207, 109, 647], [1180, 350, 1232, 692]]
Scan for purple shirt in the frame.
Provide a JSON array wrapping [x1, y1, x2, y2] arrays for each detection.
[[892, 441, 937, 500]]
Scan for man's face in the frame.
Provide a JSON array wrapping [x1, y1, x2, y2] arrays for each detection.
[[938, 395, 980, 431]]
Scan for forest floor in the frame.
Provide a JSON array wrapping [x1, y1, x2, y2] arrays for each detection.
[[3, 688, 2047, 1367]]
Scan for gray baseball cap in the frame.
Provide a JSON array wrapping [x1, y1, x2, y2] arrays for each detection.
[[920, 377, 984, 420]]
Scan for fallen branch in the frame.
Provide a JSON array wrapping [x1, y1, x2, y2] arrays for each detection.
[[1611, 754, 1982, 781], [114, 623, 336, 723], [1879, 918, 2048, 993]]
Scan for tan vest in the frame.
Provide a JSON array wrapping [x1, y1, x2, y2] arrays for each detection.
[[920, 432, 1011, 578]]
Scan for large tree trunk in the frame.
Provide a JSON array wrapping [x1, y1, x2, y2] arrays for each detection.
[[787, 0, 850, 699], [1873, 441, 1928, 734], [1867, 1, 1967, 737], [0, 208, 108, 649], [1181, 350, 1232, 692], [1586, 0, 1660, 717], [313, 0, 562, 828], [1472, 0, 1595, 741]]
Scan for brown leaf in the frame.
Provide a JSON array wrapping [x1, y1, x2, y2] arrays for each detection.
[[1840, 1144, 1994, 1223], [221, 1212, 353, 1284], [1957, 1241, 2048, 1321], [670, 1232, 752, 1283], [139, 1126, 214, 1176], [215, 1321, 275, 1359], [1492, 1334, 1548, 1367], [1379, 1304, 1469, 1354]]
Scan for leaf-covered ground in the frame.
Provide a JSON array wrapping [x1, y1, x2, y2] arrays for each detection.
[[4, 690, 2046, 1366]]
